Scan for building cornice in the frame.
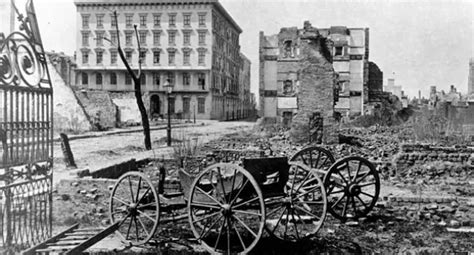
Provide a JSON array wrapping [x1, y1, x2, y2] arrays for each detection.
[[74, 0, 242, 33]]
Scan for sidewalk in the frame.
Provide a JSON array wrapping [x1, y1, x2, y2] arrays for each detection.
[[54, 119, 215, 142]]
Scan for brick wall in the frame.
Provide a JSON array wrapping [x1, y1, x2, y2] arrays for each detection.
[[74, 90, 117, 130], [394, 144, 474, 169], [290, 23, 338, 144]]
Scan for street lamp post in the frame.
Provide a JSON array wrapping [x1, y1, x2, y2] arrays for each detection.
[[164, 80, 173, 146]]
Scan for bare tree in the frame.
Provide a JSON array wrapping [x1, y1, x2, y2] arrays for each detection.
[[110, 11, 151, 150]]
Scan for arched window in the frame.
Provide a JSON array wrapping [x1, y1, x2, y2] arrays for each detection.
[[81, 72, 88, 85], [110, 73, 117, 85], [96, 73, 102, 85]]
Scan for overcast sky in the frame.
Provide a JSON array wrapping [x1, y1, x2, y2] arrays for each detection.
[[12, 0, 474, 98]]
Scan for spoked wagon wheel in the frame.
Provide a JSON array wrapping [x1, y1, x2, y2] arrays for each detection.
[[289, 146, 335, 178], [266, 163, 327, 242], [323, 156, 380, 221], [188, 163, 265, 254], [109, 171, 160, 246]]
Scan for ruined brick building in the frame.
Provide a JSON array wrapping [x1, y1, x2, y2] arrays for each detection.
[[259, 21, 338, 143], [319, 26, 369, 116]]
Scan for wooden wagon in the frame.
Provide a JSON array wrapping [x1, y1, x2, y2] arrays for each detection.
[[108, 146, 380, 254]]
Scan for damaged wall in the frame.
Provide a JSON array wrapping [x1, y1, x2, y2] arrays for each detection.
[[74, 90, 117, 130], [259, 21, 338, 144], [290, 23, 338, 144], [48, 58, 92, 134]]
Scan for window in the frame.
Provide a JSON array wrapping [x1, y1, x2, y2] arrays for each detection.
[[183, 31, 190, 45], [126, 14, 133, 27], [153, 31, 160, 45], [111, 51, 117, 64], [183, 51, 190, 65], [198, 14, 206, 26], [96, 73, 102, 85], [153, 72, 160, 86], [110, 31, 117, 44], [82, 32, 89, 46], [140, 73, 146, 85], [198, 73, 205, 89], [167, 72, 175, 85], [183, 97, 190, 113], [125, 51, 132, 62], [198, 51, 205, 65], [153, 14, 161, 26], [335, 46, 343, 56], [82, 15, 89, 28], [125, 74, 132, 85], [198, 98, 205, 113], [110, 73, 117, 85], [168, 51, 175, 65], [183, 14, 191, 26], [169, 97, 175, 114], [96, 51, 103, 64], [96, 14, 104, 28], [139, 14, 147, 27], [183, 72, 190, 86], [168, 31, 176, 45], [111, 14, 117, 28], [284, 40, 293, 58], [139, 50, 146, 63], [82, 52, 89, 64], [198, 31, 206, 45], [283, 80, 293, 95], [96, 32, 104, 46], [153, 51, 160, 64], [168, 14, 176, 26], [125, 31, 133, 45], [139, 31, 147, 45], [81, 73, 88, 85]]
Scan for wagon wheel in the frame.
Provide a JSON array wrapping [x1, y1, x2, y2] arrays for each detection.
[[188, 163, 265, 254], [109, 171, 160, 246], [289, 146, 335, 178], [266, 162, 327, 242], [323, 156, 380, 221]]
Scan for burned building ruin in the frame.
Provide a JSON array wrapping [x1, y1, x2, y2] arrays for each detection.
[[259, 21, 338, 143]]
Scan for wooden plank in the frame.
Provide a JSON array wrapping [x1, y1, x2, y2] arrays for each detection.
[[21, 223, 80, 255], [65, 222, 121, 255]]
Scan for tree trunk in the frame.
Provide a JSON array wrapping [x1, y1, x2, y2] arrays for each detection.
[[133, 78, 151, 150]]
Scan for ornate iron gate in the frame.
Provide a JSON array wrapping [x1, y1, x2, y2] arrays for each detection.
[[0, 0, 53, 252]]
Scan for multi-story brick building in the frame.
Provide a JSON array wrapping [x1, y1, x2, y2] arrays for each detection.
[[73, 0, 249, 120]]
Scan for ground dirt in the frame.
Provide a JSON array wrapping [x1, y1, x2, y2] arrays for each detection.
[[52, 121, 473, 254]]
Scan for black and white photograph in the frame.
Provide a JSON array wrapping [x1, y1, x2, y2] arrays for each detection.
[[0, 0, 473, 254]]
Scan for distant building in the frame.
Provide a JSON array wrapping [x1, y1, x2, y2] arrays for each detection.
[[73, 0, 249, 120], [384, 78, 402, 100], [469, 58, 474, 94], [318, 26, 370, 116], [238, 53, 252, 119]]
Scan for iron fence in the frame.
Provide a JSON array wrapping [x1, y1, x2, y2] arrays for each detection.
[[0, 0, 53, 252]]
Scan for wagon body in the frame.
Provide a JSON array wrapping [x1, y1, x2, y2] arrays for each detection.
[[108, 146, 380, 254]]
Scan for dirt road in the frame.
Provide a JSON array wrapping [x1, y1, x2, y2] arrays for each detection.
[[52, 120, 255, 183]]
